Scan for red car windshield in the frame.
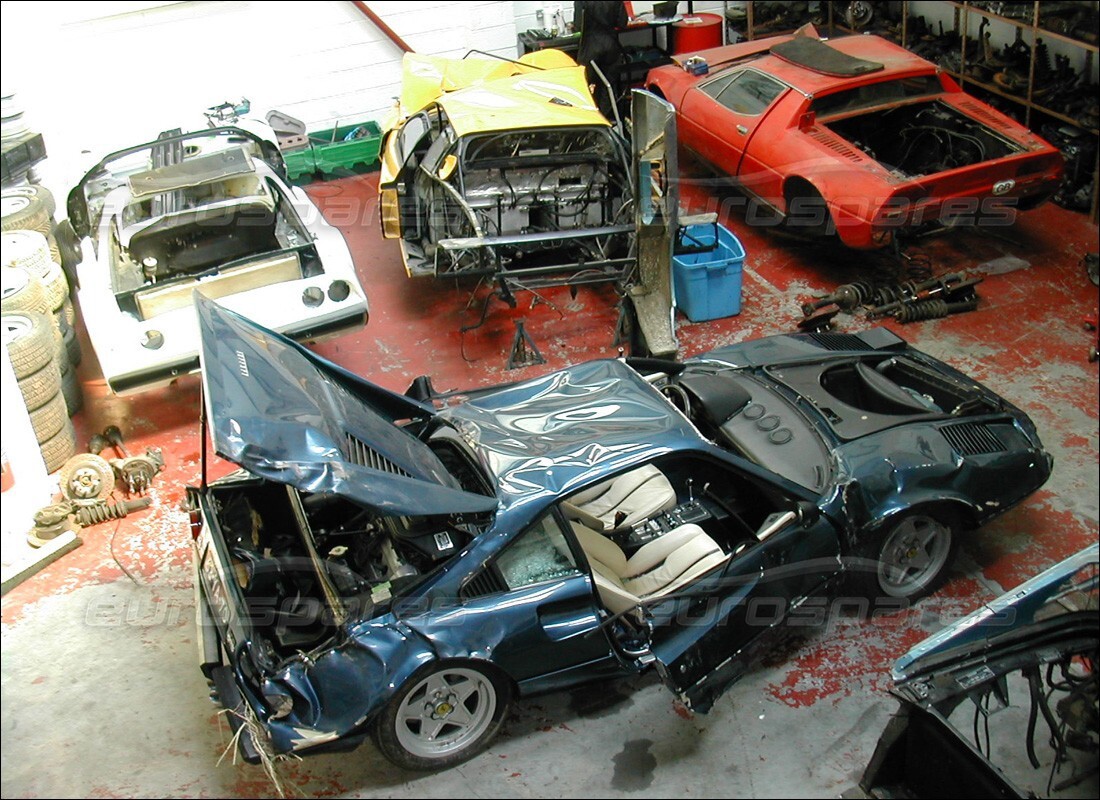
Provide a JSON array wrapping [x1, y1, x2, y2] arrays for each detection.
[[810, 74, 944, 118]]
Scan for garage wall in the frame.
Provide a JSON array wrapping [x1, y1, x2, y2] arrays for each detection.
[[0, 1, 519, 193]]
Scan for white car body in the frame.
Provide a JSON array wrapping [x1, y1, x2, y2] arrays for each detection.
[[67, 127, 367, 394]]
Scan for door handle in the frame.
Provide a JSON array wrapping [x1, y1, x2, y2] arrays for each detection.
[[736, 125, 749, 136]]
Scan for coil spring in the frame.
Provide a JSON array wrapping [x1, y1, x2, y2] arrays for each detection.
[[74, 498, 151, 526], [895, 297, 980, 323]]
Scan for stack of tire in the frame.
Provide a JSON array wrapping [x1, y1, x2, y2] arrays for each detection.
[[1, 185, 82, 473]]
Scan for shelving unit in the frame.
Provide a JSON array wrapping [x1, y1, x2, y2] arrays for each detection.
[[721, 1, 853, 43], [721, 1, 1099, 220], [925, 2, 1098, 220]]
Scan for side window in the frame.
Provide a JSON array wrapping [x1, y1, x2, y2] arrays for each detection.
[[712, 71, 786, 116], [496, 513, 581, 590]]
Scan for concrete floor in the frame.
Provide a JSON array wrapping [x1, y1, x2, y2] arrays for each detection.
[[2, 164, 1098, 799]]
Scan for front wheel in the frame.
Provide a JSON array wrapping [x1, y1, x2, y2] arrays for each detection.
[[855, 512, 957, 603], [374, 662, 511, 771]]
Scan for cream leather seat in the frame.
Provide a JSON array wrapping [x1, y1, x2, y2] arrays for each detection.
[[571, 521, 728, 614], [562, 464, 677, 533]]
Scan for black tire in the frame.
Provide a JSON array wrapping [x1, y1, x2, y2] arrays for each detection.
[[1, 192, 51, 235], [61, 317, 82, 366], [783, 179, 836, 237], [2, 311, 54, 378], [43, 261, 68, 312], [54, 219, 83, 274], [38, 419, 76, 474], [617, 296, 650, 358], [17, 360, 62, 411], [853, 511, 959, 604], [29, 391, 68, 442], [61, 364, 83, 416], [373, 661, 511, 771]]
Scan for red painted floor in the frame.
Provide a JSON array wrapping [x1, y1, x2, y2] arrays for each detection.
[[1, 164, 1097, 797]]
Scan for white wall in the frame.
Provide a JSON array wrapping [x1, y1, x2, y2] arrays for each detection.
[[0, 1, 519, 197]]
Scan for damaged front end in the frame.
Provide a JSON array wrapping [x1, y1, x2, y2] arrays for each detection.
[[860, 544, 1099, 798]]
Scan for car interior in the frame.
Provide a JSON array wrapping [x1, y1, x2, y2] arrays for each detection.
[[560, 459, 788, 614]]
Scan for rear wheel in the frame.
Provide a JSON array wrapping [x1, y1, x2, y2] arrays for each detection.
[[783, 179, 835, 238], [374, 662, 511, 771], [855, 512, 958, 603]]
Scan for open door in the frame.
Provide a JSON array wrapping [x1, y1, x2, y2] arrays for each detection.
[[626, 89, 679, 359], [647, 506, 843, 713]]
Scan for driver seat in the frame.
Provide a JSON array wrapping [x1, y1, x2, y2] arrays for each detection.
[[571, 521, 728, 614], [561, 464, 676, 533]]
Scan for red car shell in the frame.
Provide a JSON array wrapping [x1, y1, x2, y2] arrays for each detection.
[[647, 33, 1064, 249]]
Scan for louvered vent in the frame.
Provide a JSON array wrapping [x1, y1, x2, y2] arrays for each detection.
[[806, 332, 873, 352], [954, 99, 1013, 132], [807, 130, 863, 161], [345, 433, 410, 476], [941, 422, 1005, 456], [460, 569, 507, 599]]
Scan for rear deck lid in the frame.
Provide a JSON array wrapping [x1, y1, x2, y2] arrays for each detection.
[[195, 295, 497, 516]]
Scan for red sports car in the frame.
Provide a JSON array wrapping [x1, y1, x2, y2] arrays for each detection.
[[646, 28, 1064, 249]]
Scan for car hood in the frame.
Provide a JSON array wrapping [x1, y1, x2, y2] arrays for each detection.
[[67, 126, 286, 239], [195, 295, 497, 516], [893, 543, 1098, 690]]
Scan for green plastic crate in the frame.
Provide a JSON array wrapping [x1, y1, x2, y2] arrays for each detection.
[[283, 120, 382, 180]]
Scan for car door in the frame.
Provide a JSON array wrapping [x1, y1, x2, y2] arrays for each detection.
[[436, 510, 617, 692], [679, 68, 788, 197], [378, 109, 437, 239], [641, 458, 844, 713]]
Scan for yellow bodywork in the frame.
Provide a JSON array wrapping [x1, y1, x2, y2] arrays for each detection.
[[379, 49, 609, 242]]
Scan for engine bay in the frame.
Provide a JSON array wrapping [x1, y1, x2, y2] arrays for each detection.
[[209, 479, 484, 655], [825, 101, 1024, 179]]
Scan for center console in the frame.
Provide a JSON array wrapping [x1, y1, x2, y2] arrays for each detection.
[[613, 500, 712, 549]]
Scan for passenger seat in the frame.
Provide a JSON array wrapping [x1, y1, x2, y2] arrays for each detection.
[[571, 521, 728, 614], [561, 464, 677, 533]]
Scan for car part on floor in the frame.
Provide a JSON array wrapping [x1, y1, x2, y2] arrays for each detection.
[[72, 496, 152, 526], [89, 425, 164, 495], [27, 502, 80, 548], [58, 453, 116, 503]]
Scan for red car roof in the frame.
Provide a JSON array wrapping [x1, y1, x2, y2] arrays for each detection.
[[686, 33, 938, 96]]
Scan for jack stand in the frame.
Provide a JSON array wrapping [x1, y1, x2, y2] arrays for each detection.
[[507, 319, 545, 370]]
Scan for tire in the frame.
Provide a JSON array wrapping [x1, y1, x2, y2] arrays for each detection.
[[61, 297, 76, 328], [1, 192, 51, 235], [29, 391, 68, 442], [61, 316, 82, 366], [38, 419, 76, 474], [783, 179, 836, 238], [373, 662, 511, 771], [854, 511, 958, 604], [61, 364, 83, 416], [3, 185, 55, 218], [17, 360, 62, 411], [54, 219, 83, 273], [43, 261, 68, 312], [58, 453, 114, 502], [2, 266, 49, 316], [1, 229, 52, 276], [2, 311, 54, 377]]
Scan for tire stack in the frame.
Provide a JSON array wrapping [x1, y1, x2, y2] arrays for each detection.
[[1, 307, 75, 472], [1, 193, 82, 473]]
